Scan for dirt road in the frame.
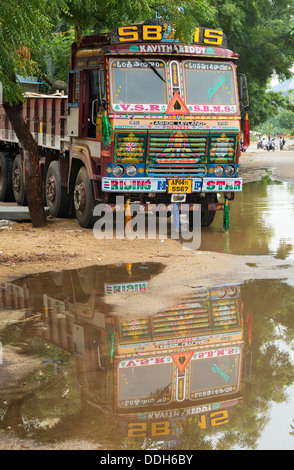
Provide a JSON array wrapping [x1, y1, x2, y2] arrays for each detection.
[[239, 141, 294, 183]]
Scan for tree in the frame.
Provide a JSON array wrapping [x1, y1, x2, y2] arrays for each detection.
[[62, 0, 216, 43], [0, 0, 65, 227], [38, 0, 215, 83], [278, 109, 294, 130], [36, 28, 76, 85], [210, 0, 294, 127]]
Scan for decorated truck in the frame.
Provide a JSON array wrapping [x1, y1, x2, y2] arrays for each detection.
[[0, 19, 248, 228], [0, 264, 249, 445]]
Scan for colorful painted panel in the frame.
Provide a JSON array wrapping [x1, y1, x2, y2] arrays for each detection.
[[114, 132, 147, 164], [208, 133, 238, 164]]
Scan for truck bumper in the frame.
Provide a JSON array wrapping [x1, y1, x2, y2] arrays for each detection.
[[102, 177, 243, 193]]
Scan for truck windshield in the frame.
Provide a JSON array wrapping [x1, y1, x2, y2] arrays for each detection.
[[190, 348, 241, 399], [183, 60, 238, 114], [110, 58, 167, 112], [117, 360, 172, 408]]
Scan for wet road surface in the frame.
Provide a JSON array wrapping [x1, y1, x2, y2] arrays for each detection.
[[0, 174, 294, 450], [200, 174, 294, 259]]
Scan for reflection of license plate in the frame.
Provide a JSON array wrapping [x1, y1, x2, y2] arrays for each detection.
[[168, 179, 192, 194]]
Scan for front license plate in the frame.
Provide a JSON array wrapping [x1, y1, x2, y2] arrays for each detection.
[[167, 179, 192, 194]]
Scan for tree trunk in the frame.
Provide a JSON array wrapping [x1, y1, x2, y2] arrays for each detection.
[[3, 101, 47, 227]]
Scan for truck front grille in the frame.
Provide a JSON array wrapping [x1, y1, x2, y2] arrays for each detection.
[[147, 131, 208, 178]]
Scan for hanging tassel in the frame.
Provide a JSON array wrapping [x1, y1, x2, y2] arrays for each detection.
[[223, 198, 230, 231], [126, 263, 132, 276], [107, 328, 117, 361], [243, 111, 250, 148], [102, 110, 113, 147], [246, 312, 253, 346], [125, 198, 132, 233]]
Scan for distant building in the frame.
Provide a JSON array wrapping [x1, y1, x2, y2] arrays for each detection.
[[17, 75, 48, 93]]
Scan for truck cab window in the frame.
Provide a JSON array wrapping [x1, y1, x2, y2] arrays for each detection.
[[68, 71, 80, 107], [88, 71, 100, 138], [88, 70, 106, 138]]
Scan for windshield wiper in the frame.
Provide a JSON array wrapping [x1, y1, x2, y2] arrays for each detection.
[[139, 57, 166, 82]]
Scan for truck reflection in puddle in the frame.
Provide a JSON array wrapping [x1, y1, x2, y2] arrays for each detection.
[[114, 283, 244, 443], [0, 264, 250, 448]]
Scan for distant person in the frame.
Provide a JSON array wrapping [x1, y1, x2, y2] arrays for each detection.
[[266, 136, 274, 151], [279, 137, 286, 150]]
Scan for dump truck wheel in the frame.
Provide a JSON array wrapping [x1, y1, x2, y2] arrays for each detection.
[[0, 153, 14, 202], [45, 161, 71, 218], [12, 155, 27, 206], [74, 166, 95, 228]]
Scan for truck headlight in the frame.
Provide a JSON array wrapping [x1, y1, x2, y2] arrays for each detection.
[[113, 165, 124, 176], [227, 285, 238, 297], [126, 165, 137, 176], [214, 165, 224, 176], [226, 165, 236, 176], [216, 287, 226, 298]]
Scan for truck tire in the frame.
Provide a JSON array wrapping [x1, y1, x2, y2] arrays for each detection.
[[201, 206, 216, 226], [188, 194, 217, 228], [74, 166, 95, 228], [200, 194, 217, 227], [0, 152, 14, 202], [45, 161, 71, 218], [12, 155, 27, 206]]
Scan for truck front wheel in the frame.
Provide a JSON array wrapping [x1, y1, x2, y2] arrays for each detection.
[[74, 166, 95, 228], [201, 194, 217, 227], [188, 193, 217, 228]]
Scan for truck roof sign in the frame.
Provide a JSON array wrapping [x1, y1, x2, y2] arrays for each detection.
[[110, 20, 227, 48]]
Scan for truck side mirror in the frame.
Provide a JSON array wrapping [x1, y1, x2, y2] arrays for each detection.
[[239, 74, 249, 107]]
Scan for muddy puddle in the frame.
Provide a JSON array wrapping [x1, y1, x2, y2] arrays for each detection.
[[0, 263, 294, 450], [200, 175, 294, 259], [105, 175, 294, 259]]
